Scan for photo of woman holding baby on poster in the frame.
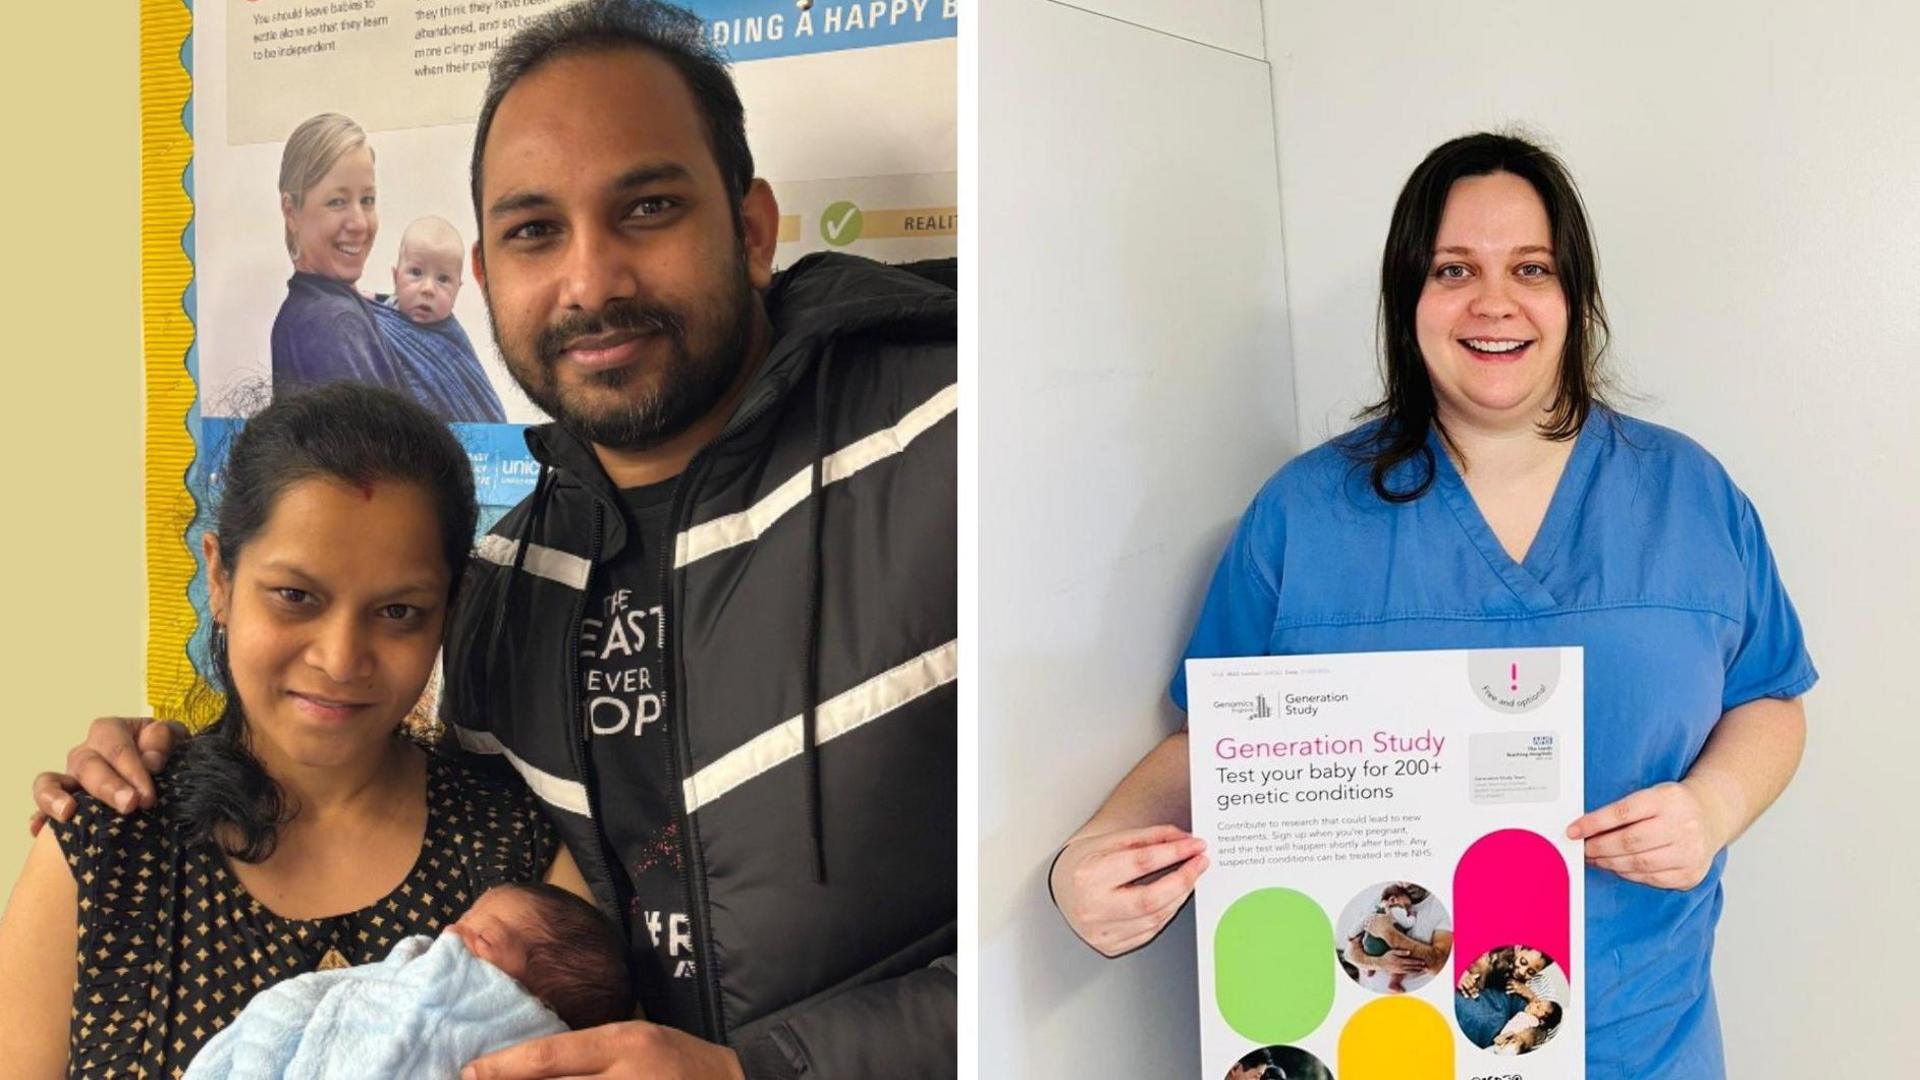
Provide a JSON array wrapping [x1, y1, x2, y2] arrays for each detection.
[[1333, 880, 1453, 995], [1455, 944, 1570, 1056], [271, 112, 505, 423]]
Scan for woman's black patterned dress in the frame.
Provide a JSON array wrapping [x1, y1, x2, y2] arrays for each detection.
[[48, 751, 558, 1079]]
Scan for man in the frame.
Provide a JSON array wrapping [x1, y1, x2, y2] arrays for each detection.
[[32, 3, 956, 1078]]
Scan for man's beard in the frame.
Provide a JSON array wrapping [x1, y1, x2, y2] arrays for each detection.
[[494, 257, 756, 453]]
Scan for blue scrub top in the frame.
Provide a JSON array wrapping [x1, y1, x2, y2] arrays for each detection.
[[1171, 410, 1815, 1080]]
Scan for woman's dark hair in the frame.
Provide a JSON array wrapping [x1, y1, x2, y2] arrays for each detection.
[[1349, 131, 1611, 502], [503, 882, 635, 1029], [469, 0, 753, 231], [171, 382, 477, 861]]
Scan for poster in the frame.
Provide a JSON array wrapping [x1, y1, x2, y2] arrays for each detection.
[[195, 0, 955, 506], [1186, 648, 1586, 1080], [146, 0, 956, 707]]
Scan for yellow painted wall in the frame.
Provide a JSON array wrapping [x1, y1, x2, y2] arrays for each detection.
[[0, 8, 145, 885]]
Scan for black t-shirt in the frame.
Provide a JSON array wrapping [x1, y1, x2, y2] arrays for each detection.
[[579, 479, 702, 1025]]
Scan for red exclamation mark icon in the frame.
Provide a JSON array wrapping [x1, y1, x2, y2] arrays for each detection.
[[1510, 662, 1519, 692]]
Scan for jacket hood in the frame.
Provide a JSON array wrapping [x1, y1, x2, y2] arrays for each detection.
[[742, 251, 956, 428]]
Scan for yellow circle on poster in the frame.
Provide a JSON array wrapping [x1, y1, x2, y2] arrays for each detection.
[[1338, 996, 1453, 1079]]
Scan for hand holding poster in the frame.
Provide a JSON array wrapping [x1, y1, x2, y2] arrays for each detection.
[[1187, 648, 1586, 1079]]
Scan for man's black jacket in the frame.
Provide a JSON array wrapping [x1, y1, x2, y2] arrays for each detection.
[[442, 253, 957, 1078]]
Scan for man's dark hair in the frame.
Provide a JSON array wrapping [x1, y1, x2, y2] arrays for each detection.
[[1347, 131, 1612, 502], [468, 0, 753, 232], [500, 883, 635, 1029], [170, 382, 478, 862], [1236, 1047, 1278, 1070]]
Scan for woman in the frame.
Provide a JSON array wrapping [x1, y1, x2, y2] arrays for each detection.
[[1460, 949, 1569, 1052], [271, 113, 410, 396], [1049, 133, 1813, 1080], [0, 384, 590, 1076], [1340, 881, 1451, 994], [270, 114, 503, 423]]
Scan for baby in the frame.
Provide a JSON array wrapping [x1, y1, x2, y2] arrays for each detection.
[[1359, 884, 1419, 992], [387, 215, 466, 327], [445, 882, 633, 1030], [184, 883, 631, 1079], [369, 215, 507, 422], [1492, 998, 1563, 1054]]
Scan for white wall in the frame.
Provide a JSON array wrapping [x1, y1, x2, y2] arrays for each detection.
[[977, 0, 1291, 1074], [1262, 0, 1920, 1072]]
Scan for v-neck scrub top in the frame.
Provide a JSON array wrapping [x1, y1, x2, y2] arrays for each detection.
[[1171, 410, 1816, 1080]]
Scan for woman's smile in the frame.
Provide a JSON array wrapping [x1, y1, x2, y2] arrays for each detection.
[[284, 689, 377, 724], [1459, 337, 1534, 359]]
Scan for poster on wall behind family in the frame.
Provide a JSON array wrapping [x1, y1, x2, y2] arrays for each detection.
[[139, 0, 955, 709], [1187, 648, 1586, 1080], [192, 0, 957, 511]]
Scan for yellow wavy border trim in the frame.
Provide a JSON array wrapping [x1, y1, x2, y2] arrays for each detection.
[[142, 0, 200, 721]]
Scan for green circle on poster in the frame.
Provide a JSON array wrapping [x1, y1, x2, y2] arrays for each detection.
[[821, 200, 864, 246], [1215, 887, 1336, 1045]]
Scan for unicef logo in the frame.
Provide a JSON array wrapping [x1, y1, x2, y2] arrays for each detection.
[[1466, 649, 1562, 714]]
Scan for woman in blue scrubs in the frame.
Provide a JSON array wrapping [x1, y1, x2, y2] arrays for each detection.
[[1048, 133, 1813, 1080]]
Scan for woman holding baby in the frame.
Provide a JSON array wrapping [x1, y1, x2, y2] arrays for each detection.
[[0, 385, 587, 1075], [1339, 881, 1451, 994], [271, 112, 504, 423], [1049, 133, 1813, 1080]]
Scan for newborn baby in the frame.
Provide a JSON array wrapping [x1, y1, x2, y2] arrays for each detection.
[[184, 884, 631, 1079], [443, 881, 632, 1030], [1492, 998, 1563, 1054]]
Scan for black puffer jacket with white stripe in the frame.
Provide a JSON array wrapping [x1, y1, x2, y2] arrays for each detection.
[[441, 253, 956, 1079]]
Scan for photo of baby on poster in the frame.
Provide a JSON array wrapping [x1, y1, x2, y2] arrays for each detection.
[[1188, 648, 1585, 1079]]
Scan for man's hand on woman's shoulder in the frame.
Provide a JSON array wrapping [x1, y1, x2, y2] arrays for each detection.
[[28, 717, 187, 835]]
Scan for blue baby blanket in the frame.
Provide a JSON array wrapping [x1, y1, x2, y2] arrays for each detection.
[[184, 932, 566, 1079]]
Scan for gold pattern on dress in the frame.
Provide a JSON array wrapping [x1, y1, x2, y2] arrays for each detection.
[[315, 948, 351, 972]]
